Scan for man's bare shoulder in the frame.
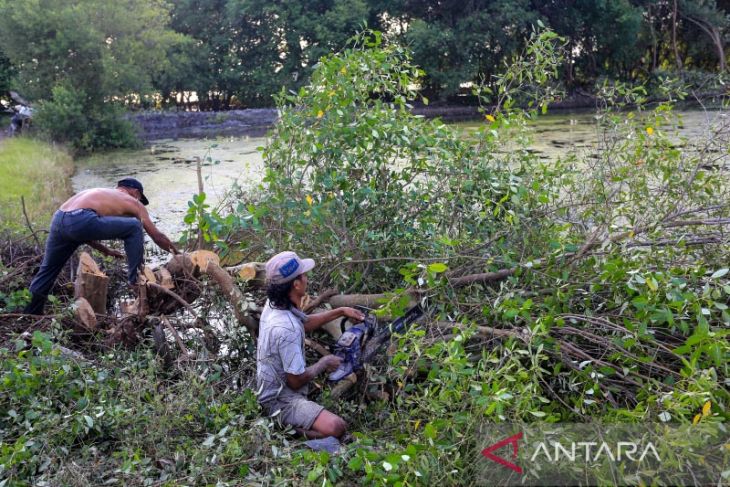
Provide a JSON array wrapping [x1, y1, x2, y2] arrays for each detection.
[[60, 188, 141, 217]]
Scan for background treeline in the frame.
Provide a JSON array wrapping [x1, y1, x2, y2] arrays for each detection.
[[0, 0, 727, 148]]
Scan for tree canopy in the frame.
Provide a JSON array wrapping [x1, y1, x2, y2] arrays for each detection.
[[0, 0, 727, 149]]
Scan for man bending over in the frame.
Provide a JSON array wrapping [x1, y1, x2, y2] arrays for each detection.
[[257, 251, 364, 439], [24, 178, 178, 315]]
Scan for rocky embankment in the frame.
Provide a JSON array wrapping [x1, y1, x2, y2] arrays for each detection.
[[131, 108, 279, 140], [130, 95, 603, 140]]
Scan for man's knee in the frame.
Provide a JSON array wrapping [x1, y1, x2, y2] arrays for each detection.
[[331, 416, 347, 437], [314, 411, 347, 438]]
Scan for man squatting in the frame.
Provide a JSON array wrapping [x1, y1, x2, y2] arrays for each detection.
[[257, 251, 365, 439]]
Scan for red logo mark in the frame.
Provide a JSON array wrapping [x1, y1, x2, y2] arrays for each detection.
[[481, 432, 523, 474]]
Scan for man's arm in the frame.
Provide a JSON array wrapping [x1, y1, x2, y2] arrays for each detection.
[[303, 307, 364, 332], [134, 204, 179, 254], [286, 355, 342, 390], [87, 241, 124, 259]]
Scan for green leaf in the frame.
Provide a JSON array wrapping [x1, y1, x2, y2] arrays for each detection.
[[427, 263, 447, 273], [647, 276, 658, 291], [424, 423, 437, 439], [348, 456, 363, 471], [710, 268, 728, 279]]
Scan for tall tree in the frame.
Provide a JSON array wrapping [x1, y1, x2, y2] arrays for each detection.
[[375, 0, 537, 99], [0, 0, 183, 103], [679, 0, 728, 71], [0, 50, 13, 102], [227, 0, 372, 99], [533, 0, 646, 84]]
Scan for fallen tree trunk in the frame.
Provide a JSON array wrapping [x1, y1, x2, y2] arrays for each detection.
[[145, 254, 202, 315], [203, 261, 259, 337]]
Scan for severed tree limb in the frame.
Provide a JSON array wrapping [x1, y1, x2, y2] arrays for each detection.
[[147, 282, 196, 315], [203, 262, 258, 337], [225, 262, 266, 288], [448, 268, 516, 288], [303, 288, 338, 313], [433, 321, 529, 340], [330, 372, 358, 400]]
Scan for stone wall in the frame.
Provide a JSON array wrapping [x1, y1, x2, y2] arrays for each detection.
[[131, 108, 279, 140]]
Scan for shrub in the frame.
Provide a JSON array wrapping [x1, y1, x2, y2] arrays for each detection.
[[35, 84, 139, 153]]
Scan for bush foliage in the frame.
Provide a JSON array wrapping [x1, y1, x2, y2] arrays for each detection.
[[34, 84, 140, 153]]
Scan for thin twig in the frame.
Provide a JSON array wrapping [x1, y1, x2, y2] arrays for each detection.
[[161, 315, 190, 358], [21, 196, 41, 249], [146, 282, 197, 316], [303, 288, 339, 313]]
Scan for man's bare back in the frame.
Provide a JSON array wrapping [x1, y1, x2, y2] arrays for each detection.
[[59, 187, 177, 255], [60, 188, 141, 218]]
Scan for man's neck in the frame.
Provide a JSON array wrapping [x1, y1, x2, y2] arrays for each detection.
[[288, 294, 302, 309]]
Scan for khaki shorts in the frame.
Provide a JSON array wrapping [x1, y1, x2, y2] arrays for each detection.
[[262, 393, 325, 430]]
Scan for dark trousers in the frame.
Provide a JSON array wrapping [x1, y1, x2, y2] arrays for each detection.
[[24, 209, 144, 314]]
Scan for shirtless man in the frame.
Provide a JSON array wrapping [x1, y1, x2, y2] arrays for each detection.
[[23, 178, 178, 315]]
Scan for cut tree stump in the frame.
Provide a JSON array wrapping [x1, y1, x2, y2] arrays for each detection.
[[74, 252, 109, 315]]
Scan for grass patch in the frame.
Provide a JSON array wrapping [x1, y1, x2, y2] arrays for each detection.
[[0, 137, 73, 229]]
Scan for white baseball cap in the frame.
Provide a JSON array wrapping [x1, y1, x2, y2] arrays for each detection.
[[265, 251, 315, 284]]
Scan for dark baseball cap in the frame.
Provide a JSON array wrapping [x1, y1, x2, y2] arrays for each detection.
[[117, 177, 149, 205]]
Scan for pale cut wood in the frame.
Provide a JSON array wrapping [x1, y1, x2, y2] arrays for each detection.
[[157, 268, 174, 289], [142, 266, 157, 284], [74, 297, 97, 331], [74, 252, 108, 314], [189, 250, 220, 272], [78, 251, 103, 275], [235, 262, 265, 280]]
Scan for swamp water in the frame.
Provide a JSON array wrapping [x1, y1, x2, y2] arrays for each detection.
[[73, 109, 725, 238]]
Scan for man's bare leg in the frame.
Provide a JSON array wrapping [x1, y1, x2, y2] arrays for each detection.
[[303, 409, 347, 439], [295, 427, 327, 439]]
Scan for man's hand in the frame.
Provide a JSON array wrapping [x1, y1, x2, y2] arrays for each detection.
[[319, 354, 343, 372], [340, 307, 365, 322], [286, 354, 343, 389], [152, 232, 179, 255]]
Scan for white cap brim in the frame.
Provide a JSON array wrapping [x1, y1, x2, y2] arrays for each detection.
[[299, 258, 315, 275]]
